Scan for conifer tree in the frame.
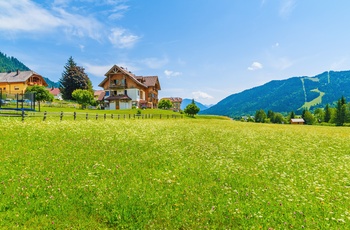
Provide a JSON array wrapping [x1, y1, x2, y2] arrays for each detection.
[[59, 57, 93, 100], [335, 96, 347, 126], [324, 104, 331, 123]]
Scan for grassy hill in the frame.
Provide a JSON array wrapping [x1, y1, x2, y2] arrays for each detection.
[[202, 70, 350, 117]]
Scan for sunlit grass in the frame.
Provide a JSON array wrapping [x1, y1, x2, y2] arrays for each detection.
[[0, 118, 349, 228]]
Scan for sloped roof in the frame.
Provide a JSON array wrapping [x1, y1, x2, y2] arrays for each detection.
[[291, 118, 305, 123], [0, 70, 47, 86], [162, 97, 182, 102], [48, 88, 61, 96], [99, 65, 147, 88], [135, 76, 161, 90], [97, 91, 105, 101]]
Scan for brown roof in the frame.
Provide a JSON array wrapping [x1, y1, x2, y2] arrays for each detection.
[[135, 76, 161, 90], [0, 70, 48, 86], [97, 91, 105, 101], [105, 95, 131, 101], [94, 90, 104, 97]]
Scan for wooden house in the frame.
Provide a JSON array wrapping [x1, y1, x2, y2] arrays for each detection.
[[98, 65, 161, 109], [0, 70, 48, 94], [290, 118, 305, 124]]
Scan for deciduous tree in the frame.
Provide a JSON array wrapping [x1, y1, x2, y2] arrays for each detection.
[[72, 89, 94, 109], [25, 85, 54, 112], [158, 99, 172, 110], [184, 99, 200, 117]]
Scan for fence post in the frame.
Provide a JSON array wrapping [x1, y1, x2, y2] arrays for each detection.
[[43, 111, 47, 121], [96, 114, 98, 120], [74, 112, 76, 120], [104, 114, 106, 120], [86, 113, 88, 120], [60, 111, 63, 121], [118, 114, 120, 120], [21, 109, 25, 122], [160, 114, 162, 119], [111, 114, 114, 119]]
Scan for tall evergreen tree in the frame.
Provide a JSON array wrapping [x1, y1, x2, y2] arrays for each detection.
[[335, 96, 347, 126], [324, 104, 331, 123], [59, 57, 93, 100]]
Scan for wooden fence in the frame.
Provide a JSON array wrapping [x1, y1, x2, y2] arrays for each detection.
[[0, 110, 183, 121]]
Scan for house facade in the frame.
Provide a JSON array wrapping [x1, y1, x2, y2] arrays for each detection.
[[162, 97, 183, 111], [98, 65, 161, 110], [0, 70, 48, 94], [290, 118, 305, 124]]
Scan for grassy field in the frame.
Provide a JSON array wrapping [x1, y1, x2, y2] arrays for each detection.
[[0, 116, 350, 229]]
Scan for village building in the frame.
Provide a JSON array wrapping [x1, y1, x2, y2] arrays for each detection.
[[48, 87, 63, 100], [0, 70, 48, 94], [98, 65, 161, 110], [161, 97, 183, 111], [290, 118, 305, 124]]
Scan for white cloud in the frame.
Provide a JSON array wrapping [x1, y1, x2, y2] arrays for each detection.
[[279, 0, 296, 18], [192, 91, 213, 100], [108, 27, 140, 48], [140, 57, 168, 69], [164, 70, 182, 77], [0, 1, 61, 31], [248, 62, 263, 71], [83, 63, 112, 77]]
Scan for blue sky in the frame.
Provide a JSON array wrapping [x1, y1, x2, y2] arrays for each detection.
[[1, 0, 350, 105]]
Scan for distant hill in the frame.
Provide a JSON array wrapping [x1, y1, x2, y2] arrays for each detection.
[[181, 99, 210, 111], [201, 70, 350, 117], [0, 51, 59, 88], [0, 51, 30, 72]]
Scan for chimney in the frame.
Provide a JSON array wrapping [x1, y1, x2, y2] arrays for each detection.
[[16, 69, 19, 75]]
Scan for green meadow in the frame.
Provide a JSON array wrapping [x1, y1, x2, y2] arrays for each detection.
[[1, 116, 350, 229]]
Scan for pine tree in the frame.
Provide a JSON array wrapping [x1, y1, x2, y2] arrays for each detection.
[[335, 96, 347, 126], [59, 57, 93, 100], [184, 99, 200, 117], [324, 104, 331, 122]]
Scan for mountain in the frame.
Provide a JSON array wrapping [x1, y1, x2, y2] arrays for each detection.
[[0, 51, 30, 72], [0, 51, 60, 88], [201, 70, 350, 117], [181, 98, 210, 111]]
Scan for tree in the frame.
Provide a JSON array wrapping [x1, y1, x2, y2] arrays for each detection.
[[254, 109, 266, 123], [324, 104, 332, 123], [303, 110, 315, 125], [335, 96, 347, 126], [25, 85, 54, 112], [158, 99, 172, 110], [184, 99, 200, 117], [313, 108, 324, 123], [72, 89, 94, 109], [273, 113, 286, 124], [60, 57, 93, 100]]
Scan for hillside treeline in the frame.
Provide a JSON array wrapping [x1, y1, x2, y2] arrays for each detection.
[[0, 52, 30, 73], [250, 96, 350, 126]]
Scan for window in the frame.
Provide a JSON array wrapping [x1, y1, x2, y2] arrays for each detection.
[[105, 91, 110, 96], [14, 86, 19, 90]]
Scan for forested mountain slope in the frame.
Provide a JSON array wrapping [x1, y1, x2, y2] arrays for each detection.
[[201, 70, 350, 117]]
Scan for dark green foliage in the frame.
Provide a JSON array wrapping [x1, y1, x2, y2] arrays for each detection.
[[335, 96, 347, 126], [184, 99, 200, 117], [158, 99, 173, 110], [324, 104, 331, 122], [254, 109, 266, 123], [0, 51, 30, 72], [60, 57, 93, 100]]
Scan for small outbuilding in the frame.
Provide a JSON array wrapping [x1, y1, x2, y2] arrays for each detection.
[[290, 118, 304, 124]]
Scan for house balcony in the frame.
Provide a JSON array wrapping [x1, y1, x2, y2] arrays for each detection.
[[109, 83, 126, 89]]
